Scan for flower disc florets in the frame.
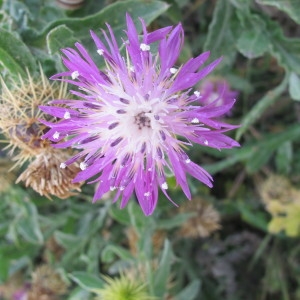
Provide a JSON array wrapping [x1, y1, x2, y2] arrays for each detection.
[[40, 14, 239, 215]]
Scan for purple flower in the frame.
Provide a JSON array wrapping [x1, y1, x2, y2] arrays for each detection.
[[40, 14, 239, 216], [199, 78, 239, 115]]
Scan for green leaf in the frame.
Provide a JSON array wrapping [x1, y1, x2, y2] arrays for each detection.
[[206, 124, 300, 175], [236, 14, 269, 58], [204, 0, 237, 68], [54, 231, 81, 249], [238, 201, 269, 231], [236, 74, 288, 140], [257, 0, 300, 24], [175, 280, 201, 300], [266, 19, 300, 74], [156, 212, 194, 230], [289, 72, 300, 101], [246, 125, 300, 173], [275, 141, 292, 174], [69, 272, 104, 292], [28, 0, 169, 47], [101, 244, 134, 263], [153, 240, 173, 297], [47, 25, 78, 55], [16, 202, 44, 244], [0, 29, 36, 76], [109, 201, 147, 228]]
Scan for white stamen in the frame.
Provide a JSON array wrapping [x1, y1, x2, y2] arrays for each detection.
[[60, 163, 66, 169], [185, 159, 191, 164], [110, 186, 116, 191], [204, 140, 209, 145], [120, 186, 125, 191], [191, 118, 200, 124], [144, 192, 150, 197], [194, 91, 200, 97], [80, 162, 87, 170], [97, 49, 104, 55], [64, 111, 70, 119], [53, 131, 60, 139], [161, 182, 168, 190], [140, 43, 150, 51], [71, 70, 79, 80], [129, 66, 134, 72], [170, 67, 177, 74]]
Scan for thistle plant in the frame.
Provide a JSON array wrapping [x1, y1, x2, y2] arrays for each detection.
[[94, 273, 153, 300], [40, 14, 239, 215], [0, 68, 83, 198]]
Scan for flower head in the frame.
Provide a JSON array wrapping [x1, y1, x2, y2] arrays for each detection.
[[16, 148, 82, 199], [0, 66, 68, 167], [40, 14, 239, 215], [199, 78, 238, 114], [94, 273, 153, 300]]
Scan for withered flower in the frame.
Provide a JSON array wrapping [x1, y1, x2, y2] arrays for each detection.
[[178, 198, 221, 238]]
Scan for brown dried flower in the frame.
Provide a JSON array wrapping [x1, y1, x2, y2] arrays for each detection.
[[0, 67, 68, 167], [178, 198, 221, 238], [16, 148, 83, 199], [27, 265, 68, 300]]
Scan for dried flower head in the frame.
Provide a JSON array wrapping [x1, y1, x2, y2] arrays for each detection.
[[40, 14, 239, 215], [178, 198, 221, 238], [27, 265, 68, 300], [94, 272, 153, 300], [0, 67, 68, 167], [16, 148, 82, 199]]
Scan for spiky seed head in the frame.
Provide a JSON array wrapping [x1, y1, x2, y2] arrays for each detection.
[[0, 67, 68, 167], [94, 272, 153, 300], [16, 148, 83, 199]]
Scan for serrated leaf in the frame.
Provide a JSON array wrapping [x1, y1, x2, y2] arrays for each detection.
[[0, 29, 36, 76], [46, 25, 77, 55], [69, 272, 104, 292], [289, 72, 300, 101], [257, 0, 300, 25]]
